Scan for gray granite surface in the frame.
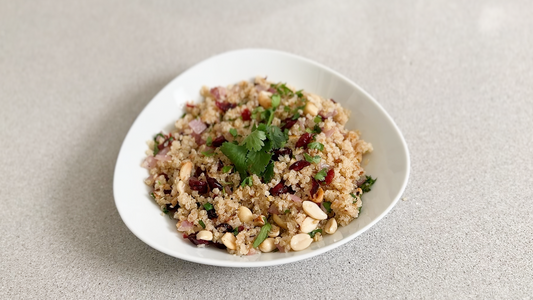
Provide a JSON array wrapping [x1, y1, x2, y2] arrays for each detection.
[[1, 0, 532, 299]]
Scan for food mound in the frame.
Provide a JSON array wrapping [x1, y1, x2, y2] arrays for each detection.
[[142, 76, 376, 255]]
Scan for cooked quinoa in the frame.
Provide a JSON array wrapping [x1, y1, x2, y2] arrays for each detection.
[[142, 76, 375, 255]]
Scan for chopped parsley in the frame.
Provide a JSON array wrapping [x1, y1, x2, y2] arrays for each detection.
[[284, 209, 290, 214], [253, 217, 271, 248], [308, 229, 322, 238], [233, 227, 239, 236], [283, 106, 291, 112], [360, 176, 377, 193], [314, 115, 322, 123], [304, 153, 321, 164], [350, 193, 357, 198], [198, 220, 206, 229], [162, 206, 169, 214], [150, 192, 155, 199], [229, 128, 238, 137], [180, 113, 186, 118], [308, 142, 324, 151], [222, 165, 233, 173], [206, 136, 213, 146], [203, 203, 213, 211], [323, 201, 332, 213], [314, 168, 328, 181]]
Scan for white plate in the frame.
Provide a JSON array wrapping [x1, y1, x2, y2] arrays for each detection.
[[113, 49, 410, 267]]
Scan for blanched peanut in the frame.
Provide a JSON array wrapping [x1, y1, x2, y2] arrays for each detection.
[[177, 181, 185, 194], [221, 232, 236, 250], [290, 233, 313, 251], [238, 206, 253, 223], [253, 215, 265, 226], [196, 230, 213, 241], [324, 218, 337, 234], [311, 188, 324, 204], [304, 102, 318, 116], [259, 238, 276, 253], [258, 91, 272, 109], [302, 201, 327, 220], [273, 214, 287, 229], [268, 225, 280, 237], [179, 161, 193, 181], [299, 217, 319, 233]]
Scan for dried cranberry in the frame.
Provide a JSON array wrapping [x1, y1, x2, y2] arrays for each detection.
[[325, 169, 334, 185], [195, 167, 203, 177], [238, 225, 244, 232], [163, 189, 171, 195], [189, 177, 208, 194], [270, 181, 295, 196], [215, 223, 233, 233], [186, 103, 196, 108], [295, 133, 313, 148], [157, 136, 175, 150], [206, 209, 218, 219], [217, 160, 224, 171], [289, 160, 311, 171], [272, 147, 292, 161], [157, 173, 169, 181], [187, 233, 210, 246], [211, 242, 227, 249], [215, 101, 237, 112], [330, 98, 337, 103], [310, 179, 319, 197], [281, 117, 298, 131], [241, 108, 251, 121], [211, 136, 227, 147], [206, 175, 223, 191]]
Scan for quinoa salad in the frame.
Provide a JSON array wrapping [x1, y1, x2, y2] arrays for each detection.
[[142, 76, 376, 255]]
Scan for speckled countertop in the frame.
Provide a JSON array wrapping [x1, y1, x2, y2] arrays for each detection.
[[1, 0, 532, 299]]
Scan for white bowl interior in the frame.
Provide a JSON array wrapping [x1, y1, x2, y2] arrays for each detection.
[[113, 49, 410, 267]]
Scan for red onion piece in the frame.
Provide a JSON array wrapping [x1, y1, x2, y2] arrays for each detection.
[[210, 86, 227, 100], [324, 128, 336, 138], [142, 156, 157, 169], [255, 85, 267, 92], [276, 245, 286, 253], [177, 220, 194, 232], [189, 119, 207, 134], [191, 132, 205, 145], [268, 204, 280, 215], [289, 194, 302, 203], [319, 109, 337, 119]]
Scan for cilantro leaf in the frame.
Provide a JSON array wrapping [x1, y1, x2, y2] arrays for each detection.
[[350, 193, 357, 198], [229, 128, 238, 137], [203, 203, 213, 211], [313, 124, 322, 134], [314, 168, 328, 181], [262, 161, 275, 183], [304, 153, 321, 164], [308, 229, 322, 238], [360, 176, 377, 193], [201, 150, 215, 157], [271, 94, 281, 109], [314, 115, 322, 123], [241, 176, 253, 187], [246, 150, 272, 175], [268, 125, 287, 149], [222, 165, 233, 173], [283, 106, 290, 112], [253, 218, 272, 248], [308, 142, 324, 151], [219, 142, 248, 180], [198, 220, 206, 229], [206, 136, 213, 146], [323, 201, 332, 213], [243, 130, 267, 151]]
